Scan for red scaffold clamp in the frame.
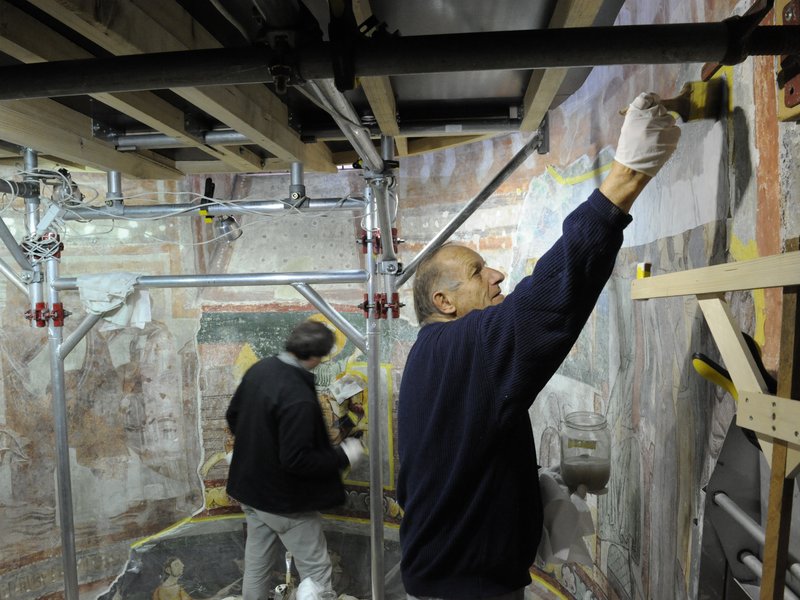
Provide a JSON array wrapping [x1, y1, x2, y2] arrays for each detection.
[[24, 301, 48, 328], [358, 228, 402, 255], [46, 303, 67, 327], [383, 292, 404, 319], [358, 293, 405, 319]]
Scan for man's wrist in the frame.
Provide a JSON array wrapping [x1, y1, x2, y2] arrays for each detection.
[[599, 161, 651, 214]]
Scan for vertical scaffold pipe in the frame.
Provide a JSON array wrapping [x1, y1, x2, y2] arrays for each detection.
[[23, 149, 43, 319], [106, 171, 123, 207], [364, 185, 385, 600], [46, 242, 80, 600]]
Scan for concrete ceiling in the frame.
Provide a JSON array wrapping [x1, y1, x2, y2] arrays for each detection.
[[0, 0, 625, 178]]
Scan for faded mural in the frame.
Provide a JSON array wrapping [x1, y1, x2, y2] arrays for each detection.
[[1, 0, 799, 599]]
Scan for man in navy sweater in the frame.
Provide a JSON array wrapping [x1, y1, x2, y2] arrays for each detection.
[[226, 320, 364, 600], [397, 93, 681, 599]]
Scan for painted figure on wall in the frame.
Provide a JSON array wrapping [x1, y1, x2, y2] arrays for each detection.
[[152, 557, 194, 600]]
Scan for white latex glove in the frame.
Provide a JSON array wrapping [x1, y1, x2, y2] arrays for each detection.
[[615, 92, 681, 177], [340, 437, 365, 469]]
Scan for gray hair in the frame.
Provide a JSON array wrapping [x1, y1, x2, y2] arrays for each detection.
[[412, 244, 462, 324]]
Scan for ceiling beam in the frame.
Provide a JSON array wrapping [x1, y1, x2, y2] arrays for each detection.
[[0, 99, 182, 179], [520, 0, 605, 132], [351, 0, 407, 157], [0, 0, 265, 173], [26, 0, 335, 172], [403, 134, 495, 156]]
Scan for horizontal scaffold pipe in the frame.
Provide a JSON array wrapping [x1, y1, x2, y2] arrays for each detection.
[[113, 118, 523, 149], [52, 270, 369, 291], [60, 198, 365, 220], [0, 25, 795, 99]]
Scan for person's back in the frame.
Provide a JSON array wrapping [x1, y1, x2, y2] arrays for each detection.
[[226, 355, 346, 514], [399, 314, 542, 597]]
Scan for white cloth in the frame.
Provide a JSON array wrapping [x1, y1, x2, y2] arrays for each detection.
[[536, 467, 596, 565], [296, 577, 336, 600], [614, 92, 681, 177], [329, 374, 365, 403], [76, 272, 151, 329]]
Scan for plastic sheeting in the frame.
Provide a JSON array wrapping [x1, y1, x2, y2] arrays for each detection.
[[99, 514, 404, 599]]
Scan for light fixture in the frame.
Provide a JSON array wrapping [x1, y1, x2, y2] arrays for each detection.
[[212, 215, 242, 242]]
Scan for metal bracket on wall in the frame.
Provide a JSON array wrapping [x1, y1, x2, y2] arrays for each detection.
[[778, 0, 800, 119], [701, 0, 775, 81]]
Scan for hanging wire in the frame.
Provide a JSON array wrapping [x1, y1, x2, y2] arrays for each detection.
[[3, 166, 371, 250]]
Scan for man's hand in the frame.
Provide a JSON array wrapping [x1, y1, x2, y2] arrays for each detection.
[[340, 437, 365, 468], [615, 92, 681, 178]]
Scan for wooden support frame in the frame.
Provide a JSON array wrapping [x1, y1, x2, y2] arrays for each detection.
[[632, 248, 800, 600]]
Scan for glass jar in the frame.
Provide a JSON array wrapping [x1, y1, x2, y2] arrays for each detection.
[[559, 411, 611, 492]]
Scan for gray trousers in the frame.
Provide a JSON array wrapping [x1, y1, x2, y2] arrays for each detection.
[[241, 504, 334, 600]]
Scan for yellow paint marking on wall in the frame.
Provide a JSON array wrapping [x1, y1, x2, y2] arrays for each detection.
[[131, 516, 194, 548], [729, 235, 766, 347], [528, 571, 568, 599], [131, 513, 251, 548], [546, 162, 612, 187], [234, 343, 259, 381]]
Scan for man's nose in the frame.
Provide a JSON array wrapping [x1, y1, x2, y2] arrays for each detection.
[[489, 267, 505, 284]]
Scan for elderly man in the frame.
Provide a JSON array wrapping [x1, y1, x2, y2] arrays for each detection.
[[397, 93, 681, 599]]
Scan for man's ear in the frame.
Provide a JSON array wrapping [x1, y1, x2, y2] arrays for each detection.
[[432, 290, 456, 315]]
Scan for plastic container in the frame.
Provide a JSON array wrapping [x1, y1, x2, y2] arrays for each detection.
[[559, 411, 611, 492]]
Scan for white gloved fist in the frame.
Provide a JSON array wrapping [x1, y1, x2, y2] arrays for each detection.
[[615, 92, 681, 177], [340, 437, 365, 469]]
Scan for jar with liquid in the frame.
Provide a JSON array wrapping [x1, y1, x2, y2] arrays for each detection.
[[559, 411, 611, 492]]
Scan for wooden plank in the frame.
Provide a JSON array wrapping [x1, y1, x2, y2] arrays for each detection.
[[697, 295, 779, 468], [631, 252, 800, 299], [697, 296, 769, 394], [351, 0, 407, 155], [28, 0, 335, 172], [737, 392, 800, 445], [405, 134, 494, 156], [177, 157, 293, 174], [0, 99, 181, 179], [519, 0, 604, 132], [760, 249, 799, 599]]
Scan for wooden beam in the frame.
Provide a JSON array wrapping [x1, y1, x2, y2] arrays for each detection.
[[0, 0, 262, 172], [28, 0, 335, 172], [351, 0, 407, 156], [696, 296, 769, 394], [737, 392, 800, 446], [175, 86, 332, 172], [177, 157, 295, 175], [631, 252, 800, 299], [405, 134, 494, 156], [519, 1, 604, 132], [0, 99, 181, 179], [695, 295, 787, 470], [760, 251, 799, 599]]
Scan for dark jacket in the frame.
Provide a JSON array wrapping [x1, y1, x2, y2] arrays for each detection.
[[397, 190, 632, 597], [226, 355, 349, 513]]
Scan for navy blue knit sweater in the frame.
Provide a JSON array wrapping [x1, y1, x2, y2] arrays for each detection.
[[397, 190, 632, 597]]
